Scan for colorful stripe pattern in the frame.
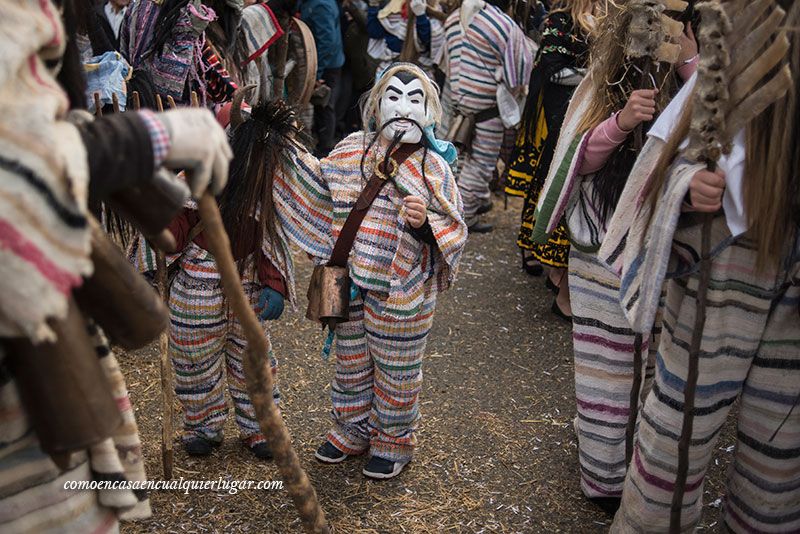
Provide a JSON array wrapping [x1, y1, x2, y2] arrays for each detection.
[[0, 0, 92, 343], [169, 268, 279, 445], [0, 323, 152, 532], [612, 218, 800, 533], [443, 6, 531, 224], [327, 286, 437, 462], [120, 0, 218, 105], [274, 132, 467, 319], [457, 116, 505, 224], [569, 249, 657, 498], [444, 5, 532, 113]]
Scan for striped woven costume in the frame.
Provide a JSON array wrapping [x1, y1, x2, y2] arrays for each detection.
[[168, 245, 282, 447], [530, 73, 668, 498], [569, 249, 660, 498], [443, 4, 532, 225], [0, 1, 152, 530], [129, 216, 291, 447], [274, 132, 467, 461], [612, 216, 800, 533]]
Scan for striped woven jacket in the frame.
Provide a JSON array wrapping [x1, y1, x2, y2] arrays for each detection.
[[444, 5, 532, 113], [274, 132, 468, 318]]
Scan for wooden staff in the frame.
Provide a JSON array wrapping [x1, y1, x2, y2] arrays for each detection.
[[196, 193, 329, 534], [621, 0, 686, 468], [152, 93, 175, 479], [272, 16, 292, 99], [669, 2, 790, 530], [94, 92, 103, 117], [112, 92, 120, 114]]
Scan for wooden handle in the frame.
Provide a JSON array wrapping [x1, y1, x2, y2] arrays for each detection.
[[197, 194, 329, 534], [155, 248, 174, 480]]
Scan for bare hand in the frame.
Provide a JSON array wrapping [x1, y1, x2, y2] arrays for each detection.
[[676, 23, 698, 65], [403, 196, 427, 228], [689, 168, 725, 212], [618, 89, 658, 131]]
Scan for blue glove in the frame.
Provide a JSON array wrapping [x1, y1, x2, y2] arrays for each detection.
[[257, 287, 285, 321]]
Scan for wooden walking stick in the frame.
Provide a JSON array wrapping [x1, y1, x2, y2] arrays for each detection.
[[196, 193, 329, 534], [668, 1, 791, 531], [152, 93, 175, 479], [622, 0, 687, 467]]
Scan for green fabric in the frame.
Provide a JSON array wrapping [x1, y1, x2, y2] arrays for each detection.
[[531, 135, 582, 244]]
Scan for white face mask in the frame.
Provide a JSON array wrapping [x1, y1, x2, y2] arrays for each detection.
[[378, 75, 428, 144]]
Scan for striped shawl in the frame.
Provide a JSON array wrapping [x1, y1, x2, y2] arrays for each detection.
[[0, 0, 93, 343], [274, 132, 468, 319]]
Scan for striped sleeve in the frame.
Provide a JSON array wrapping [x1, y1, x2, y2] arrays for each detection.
[[501, 18, 533, 90], [272, 141, 334, 260]]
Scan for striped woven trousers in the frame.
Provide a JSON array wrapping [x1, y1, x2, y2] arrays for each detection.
[[457, 116, 504, 226], [569, 249, 659, 498], [169, 270, 279, 446], [612, 217, 800, 533], [327, 286, 437, 463]]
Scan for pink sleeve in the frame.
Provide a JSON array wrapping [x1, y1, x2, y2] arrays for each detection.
[[579, 112, 630, 175], [677, 55, 699, 82]]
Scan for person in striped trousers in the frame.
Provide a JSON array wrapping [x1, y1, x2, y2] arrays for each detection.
[[529, 4, 699, 509], [442, 0, 533, 233], [273, 63, 467, 479], [610, 3, 800, 529]]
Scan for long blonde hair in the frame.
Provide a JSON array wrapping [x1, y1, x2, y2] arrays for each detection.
[[550, 0, 609, 37], [647, 1, 799, 272]]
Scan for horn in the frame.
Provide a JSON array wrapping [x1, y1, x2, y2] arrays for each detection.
[[230, 84, 258, 128]]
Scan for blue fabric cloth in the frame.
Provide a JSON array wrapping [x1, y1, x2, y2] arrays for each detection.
[[414, 12, 431, 51], [301, 0, 345, 76], [366, 5, 430, 53], [423, 125, 457, 165], [84, 51, 131, 113]]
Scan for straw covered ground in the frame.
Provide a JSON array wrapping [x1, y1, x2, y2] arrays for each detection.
[[119, 196, 735, 533]]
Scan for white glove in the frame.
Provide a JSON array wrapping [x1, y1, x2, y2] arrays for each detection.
[[158, 108, 233, 198], [410, 0, 427, 17]]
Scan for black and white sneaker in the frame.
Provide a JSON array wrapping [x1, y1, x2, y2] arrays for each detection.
[[362, 456, 408, 480], [314, 441, 348, 464]]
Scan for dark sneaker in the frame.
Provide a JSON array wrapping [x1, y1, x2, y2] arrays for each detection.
[[362, 456, 408, 480], [184, 436, 220, 456], [468, 221, 494, 234], [248, 442, 273, 461], [314, 441, 348, 464], [476, 201, 493, 215]]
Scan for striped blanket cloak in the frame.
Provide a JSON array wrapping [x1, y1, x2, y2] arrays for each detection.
[[443, 4, 532, 224], [274, 131, 466, 460], [274, 131, 467, 318]]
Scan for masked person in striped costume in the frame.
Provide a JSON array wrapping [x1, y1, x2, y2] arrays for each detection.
[[442, 0, 533, 233], [600, 1, 800, 530], [529, 2, 698, 511], [273, 63, 467, 479]]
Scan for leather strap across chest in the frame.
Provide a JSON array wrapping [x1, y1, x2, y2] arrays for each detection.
[[328, 142, 421, 268]]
